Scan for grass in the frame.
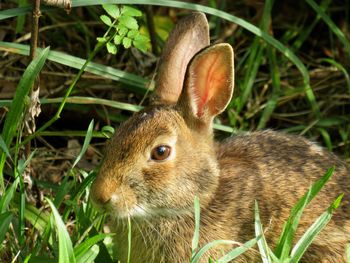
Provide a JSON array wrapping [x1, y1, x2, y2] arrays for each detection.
[[0, 0, 349, 262]]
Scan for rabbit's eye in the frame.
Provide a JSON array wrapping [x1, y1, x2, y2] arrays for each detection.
[[151, 145, 171, 161]]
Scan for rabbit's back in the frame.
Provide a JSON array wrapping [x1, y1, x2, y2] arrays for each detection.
[[215, 130, 350, 262]]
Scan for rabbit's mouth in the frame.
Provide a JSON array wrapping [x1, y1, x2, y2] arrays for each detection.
[[108, 202, 192, 220]]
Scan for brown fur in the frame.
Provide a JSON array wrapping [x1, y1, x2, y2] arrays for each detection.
[[90, 13, 350, 262]]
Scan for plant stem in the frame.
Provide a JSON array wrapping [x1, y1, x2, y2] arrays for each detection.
[[21, 37, 110, 147]]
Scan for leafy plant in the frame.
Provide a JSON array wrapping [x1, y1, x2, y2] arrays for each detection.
[[98, 5, 150, 54]]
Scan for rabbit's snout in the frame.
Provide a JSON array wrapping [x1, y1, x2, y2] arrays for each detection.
[[90, 175, 117, 206], [90, 169, 140, 217]]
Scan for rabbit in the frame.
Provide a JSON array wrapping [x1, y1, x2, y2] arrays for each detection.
[[90, 12, 350, 263]]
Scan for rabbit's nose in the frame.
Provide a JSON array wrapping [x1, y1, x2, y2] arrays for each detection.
[[90, 177, 117, 206], [92, 190, 111, 205]]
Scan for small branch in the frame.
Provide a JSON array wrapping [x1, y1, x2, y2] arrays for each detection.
[[25, 0, 41, 166], [29, 0, 41, 60]]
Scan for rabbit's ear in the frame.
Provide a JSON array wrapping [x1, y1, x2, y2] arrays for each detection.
[[152, 12, 210, 105], [179, 43, 234, 127]]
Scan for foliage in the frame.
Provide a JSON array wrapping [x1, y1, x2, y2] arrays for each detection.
[[98, 5, 150, 54]]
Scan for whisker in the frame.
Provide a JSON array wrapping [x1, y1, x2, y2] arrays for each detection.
[[134, 204, 193, 249]]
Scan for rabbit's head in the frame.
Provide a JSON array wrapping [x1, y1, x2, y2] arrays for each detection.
[[90, 13, 234, 219]]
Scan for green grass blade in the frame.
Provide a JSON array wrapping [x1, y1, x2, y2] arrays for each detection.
[[15, 0, 27, 33], [191, 196, 200, 254], [127, 216, 132, 263], [0, 135, 11, 159], [306, 0, 350, 58], [258, 46, 280, 129], [292, 0, 332, 50], [72, 119, 94, 168], [274, 167, 335, 258], [290, 194, 344, 263], [75, 244, 99, 263], [0, 47, 49, 190], [46, 198, 76, 263], [254, 201, 272, 263], [0, 42, 147, 93], [0, 5, 33, 20], [74, 233, 110, 260], [0, 95, 234, 133], [0, 178, 18, 213], [236, 0, 272, 113], [216, 237, 259, 263], [0, 211, 13, 245], [24, 203, 50, 233], [320, 58, 350, 94], [191, 239, 255, 263], [54, 177, 74, 207], [40, 96, 143, 112], [346, 243, 350, 263], [276, 186, 311, 260], [318, 128, 333, 151]]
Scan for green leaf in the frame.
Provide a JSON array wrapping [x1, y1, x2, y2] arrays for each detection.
[[254, 201, 272, 263], [274, 167, 335, 259], [0, 135, 11, 159], [346, 243, 350, 263], [216, 237, 259, 263], [117, 25, 128, 36], [290, 194, 344, 263], [127, 29, 139, 39], [24, 203, 50, 233], [100, 15, 112, 26], [76, 244, 99, 263], [15, 0, 27, 33], [0, 42, 148, 93], [102, 4, 120, 19], [0, 47, 49, 147], [0, 177, 18, 213], [54, 176, 74, 207], [133, 34, 149, 52], [101, 125, 115, 138], [106, 42, 117, 54], [122, 37, 132, 49], [119, 15, 138, 30], [306, 0, 350, 59], [46, 198, 76, 263], [114, 34, 122, 45], [0, 211, 13, 244], [191, 196, 200, 255], [191, 237, 258, 263], [0, 47, 49, 188], [72, 119, 94, 168], [121, 6, 142, 17], [74, 233, 110, 260]]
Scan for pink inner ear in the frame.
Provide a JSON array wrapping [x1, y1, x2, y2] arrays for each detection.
[[191, 51, 231, 117]]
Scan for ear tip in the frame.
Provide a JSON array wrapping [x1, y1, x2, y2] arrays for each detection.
[[191, 12, 208, 25], [215, 43, 234, 56]]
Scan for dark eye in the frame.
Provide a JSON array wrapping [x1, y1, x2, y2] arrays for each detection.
[[151, 145, 171, 161]]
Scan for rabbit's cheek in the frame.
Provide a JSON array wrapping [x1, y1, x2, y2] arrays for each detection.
[[142, 161, 175, 186]]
